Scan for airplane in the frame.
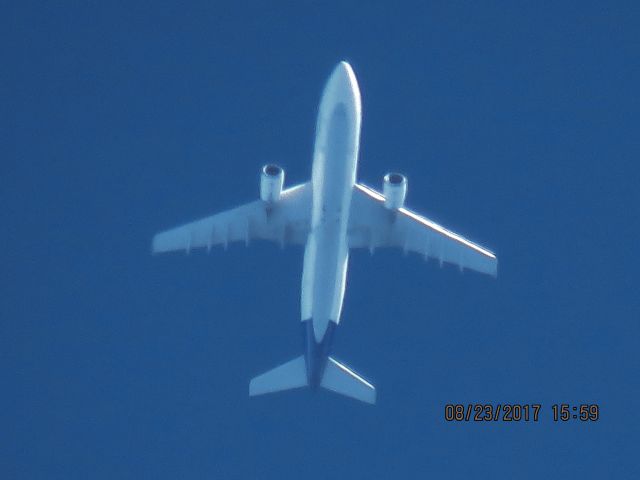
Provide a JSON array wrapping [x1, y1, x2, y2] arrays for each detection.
[[152, 61, 497, 404]]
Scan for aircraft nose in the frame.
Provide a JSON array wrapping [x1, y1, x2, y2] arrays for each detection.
[[322, 61, 361, 114], [334, 60, 352, 78], [329, 61, 355, 92]]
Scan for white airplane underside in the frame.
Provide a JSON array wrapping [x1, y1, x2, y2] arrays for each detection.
[[152, 62, 497, 404]]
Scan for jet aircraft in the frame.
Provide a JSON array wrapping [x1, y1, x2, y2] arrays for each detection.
[[152, 61, 497, 404]]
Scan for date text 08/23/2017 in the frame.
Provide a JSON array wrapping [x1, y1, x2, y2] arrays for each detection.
[[444, 404, 600, 422]]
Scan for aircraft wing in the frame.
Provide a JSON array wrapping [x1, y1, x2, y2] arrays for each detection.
[[152, 183, 312, 254], [348, 183, 497, 277]]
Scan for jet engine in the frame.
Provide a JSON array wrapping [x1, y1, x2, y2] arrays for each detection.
[[383, 172, 407, 209], [260, 164, 285, 202]]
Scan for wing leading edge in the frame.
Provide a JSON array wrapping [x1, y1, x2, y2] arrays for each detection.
[[152, 183, 312, 254], [348, 183, 497, 277]]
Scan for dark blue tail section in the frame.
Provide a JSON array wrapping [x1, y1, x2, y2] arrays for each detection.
[[249, 320, 375, 404], [303, 319, 336, 389]]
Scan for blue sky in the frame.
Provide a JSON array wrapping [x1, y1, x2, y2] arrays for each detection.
[[3, 1, 639, 478]]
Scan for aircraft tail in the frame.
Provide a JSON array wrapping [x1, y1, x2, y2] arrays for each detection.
[[320, 357, 376, 404], [249, 355, 308, 397], [249, 355, 376, 404]]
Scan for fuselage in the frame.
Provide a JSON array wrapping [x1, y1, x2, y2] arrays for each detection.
[[300, 62, 362, 387]]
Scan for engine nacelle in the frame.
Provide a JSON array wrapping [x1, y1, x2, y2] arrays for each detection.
[[383, 172, 407, 209], [260, 164, 285, 202]]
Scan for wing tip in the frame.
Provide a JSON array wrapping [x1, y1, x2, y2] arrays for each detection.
[[151, 234, 161, 255]]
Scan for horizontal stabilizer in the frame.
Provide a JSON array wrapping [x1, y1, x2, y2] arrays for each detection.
[[249, 355, 308, 397], [320, 357, 376, 404]]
